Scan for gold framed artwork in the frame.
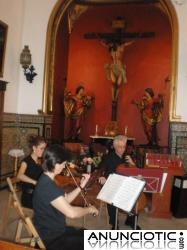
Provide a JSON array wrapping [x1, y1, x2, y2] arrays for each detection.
[[0, 20, 8, 77]]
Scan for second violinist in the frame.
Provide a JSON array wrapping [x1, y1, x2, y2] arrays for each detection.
[[33, 144, 99, 250]]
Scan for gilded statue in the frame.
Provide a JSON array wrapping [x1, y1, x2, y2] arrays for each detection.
[[132, 88, 164, 146], [64, 85, 93, 141]]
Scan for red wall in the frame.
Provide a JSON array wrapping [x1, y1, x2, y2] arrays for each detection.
[[63, 4, 171, 146]]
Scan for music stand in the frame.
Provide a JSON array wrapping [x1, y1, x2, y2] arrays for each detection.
[[97, 173, 146, 230]]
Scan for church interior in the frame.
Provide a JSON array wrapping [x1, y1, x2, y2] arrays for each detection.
[[1, 0, 187, 248]]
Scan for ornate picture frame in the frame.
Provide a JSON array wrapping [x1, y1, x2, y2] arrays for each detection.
[[0, 20, 8, 77]]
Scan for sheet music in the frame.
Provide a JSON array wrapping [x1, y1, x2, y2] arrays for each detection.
[[97, 174, 145, 213], [97, 174, 126, 203], [114, 177, 145, 212]]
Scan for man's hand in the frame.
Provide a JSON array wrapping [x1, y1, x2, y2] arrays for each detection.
[[98, 176, 106, 185], [125, 155, 135, 166]]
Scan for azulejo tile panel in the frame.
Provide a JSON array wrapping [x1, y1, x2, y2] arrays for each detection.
[[0, 113, 52, 188]]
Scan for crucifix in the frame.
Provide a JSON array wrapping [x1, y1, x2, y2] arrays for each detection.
[[84, 17, 155, 121]]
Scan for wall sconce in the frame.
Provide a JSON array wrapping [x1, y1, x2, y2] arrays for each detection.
[[20, 45, 37, 83]]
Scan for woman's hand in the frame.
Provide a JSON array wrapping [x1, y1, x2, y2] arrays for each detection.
[[88, 205, 99, 216], [80, 173, 90, 189]]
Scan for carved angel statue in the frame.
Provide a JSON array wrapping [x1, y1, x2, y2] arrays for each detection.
[[64, 85, 93, 141], [132, 88, 164, 146]]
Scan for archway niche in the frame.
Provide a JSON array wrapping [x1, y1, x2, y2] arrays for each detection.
[[43, 0, 179, 145]]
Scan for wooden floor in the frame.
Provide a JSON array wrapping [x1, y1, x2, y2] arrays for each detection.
[[0, 187, 187, 244]]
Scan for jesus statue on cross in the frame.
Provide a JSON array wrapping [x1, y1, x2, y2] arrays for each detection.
[[102, 40, 134, 101]]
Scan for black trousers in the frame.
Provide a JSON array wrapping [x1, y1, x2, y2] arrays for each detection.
[[107, 204, 138, 229], [107, 203, 117, 227], [21, 192, 33, 209], [45, 226, 84, 250]]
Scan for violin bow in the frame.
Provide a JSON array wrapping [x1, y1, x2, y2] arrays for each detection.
[[65, 163, 90, 207]]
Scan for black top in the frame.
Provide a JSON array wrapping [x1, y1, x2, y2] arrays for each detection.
[[33, 174, 66, 244], [21, 155, 43, 191], [99, 151, 126, 178]]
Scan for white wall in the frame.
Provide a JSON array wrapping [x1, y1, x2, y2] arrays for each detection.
[[0, 0, 57, 114], [17, 0, 57, 114], [1, 0, 187, 120], [0, 0, 24, 112]]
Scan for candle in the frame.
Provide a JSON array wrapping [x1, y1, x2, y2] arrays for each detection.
[[95, 124, 98, 135], [125, 126, 128, 135]]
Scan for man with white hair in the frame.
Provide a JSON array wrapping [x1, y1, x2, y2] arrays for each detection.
[[99, 135, 139, 230]]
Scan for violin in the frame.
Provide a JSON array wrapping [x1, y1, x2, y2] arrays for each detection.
[[37, 157, 43, 166], [65, 163, 90, 207], [55, 165, 102, 209]]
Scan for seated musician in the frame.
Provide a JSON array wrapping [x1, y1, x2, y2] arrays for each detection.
[[33, 144, 99, 250], [98, 135, 141, 230], [17, 135, 47, 209]]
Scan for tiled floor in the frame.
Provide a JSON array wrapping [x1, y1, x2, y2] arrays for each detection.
[[0, 187, 187, 244]]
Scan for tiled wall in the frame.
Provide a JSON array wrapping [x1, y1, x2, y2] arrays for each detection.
[[169, 122, 187, 157], [0, 113, 52, 188]]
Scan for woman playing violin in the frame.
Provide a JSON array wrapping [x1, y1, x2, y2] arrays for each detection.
[[17, 134, 47, 209], [33, 144, 98, 250]]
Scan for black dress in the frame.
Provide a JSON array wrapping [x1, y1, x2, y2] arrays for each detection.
[[20, 155, 43, 209]]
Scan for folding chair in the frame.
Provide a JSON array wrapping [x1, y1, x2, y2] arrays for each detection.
[[6, 177, 46, 249], [1, 177, 23, 232]]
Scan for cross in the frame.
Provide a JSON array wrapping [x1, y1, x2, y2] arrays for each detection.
[[84, 17, 155, 121], [84, 17, 155, 45]]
